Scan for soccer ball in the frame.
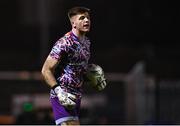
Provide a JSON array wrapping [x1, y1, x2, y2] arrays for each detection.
[[85, 64, 107, 91]]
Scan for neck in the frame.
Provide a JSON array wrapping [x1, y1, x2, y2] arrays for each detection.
[[72, 28, 86, 41]]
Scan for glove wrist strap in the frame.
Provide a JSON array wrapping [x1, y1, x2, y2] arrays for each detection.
[[51, 84, 62, 94], [51, 84, 59, 90]]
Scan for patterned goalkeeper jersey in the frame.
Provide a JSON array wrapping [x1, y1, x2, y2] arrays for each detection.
[[49, 31, 91, 98]]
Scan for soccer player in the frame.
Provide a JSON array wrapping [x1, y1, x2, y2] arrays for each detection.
[[41, 6, 91, 125]]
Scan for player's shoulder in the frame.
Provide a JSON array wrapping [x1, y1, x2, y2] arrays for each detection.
[[55, 32, 71, 45], [55, 37, 66, 46], [64, 31, 73, 40]]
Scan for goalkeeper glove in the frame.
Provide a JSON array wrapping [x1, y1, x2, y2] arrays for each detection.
[[96, 76, 107, 91], [52, 84, 77, 108]]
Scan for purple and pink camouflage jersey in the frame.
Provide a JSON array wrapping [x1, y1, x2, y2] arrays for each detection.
[[49, 31, 91, 99]]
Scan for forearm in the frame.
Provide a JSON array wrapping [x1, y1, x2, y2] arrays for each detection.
[[41, 69, 57, 88]]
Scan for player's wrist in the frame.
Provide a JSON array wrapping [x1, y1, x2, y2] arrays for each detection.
[[51, 84, 59, 90], [51, 84, 62, 94]]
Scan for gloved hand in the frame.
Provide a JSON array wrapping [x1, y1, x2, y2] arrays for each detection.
[[85, 64, 107, 91], [53, 85, 77, 108], [96, 76, 107, 91]]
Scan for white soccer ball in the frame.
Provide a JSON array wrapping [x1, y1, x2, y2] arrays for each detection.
[[86, 64, 107, 91]]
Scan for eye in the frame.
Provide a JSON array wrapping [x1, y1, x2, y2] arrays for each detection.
[[79, 15, 90, 20], [79, 16, 85, 20]]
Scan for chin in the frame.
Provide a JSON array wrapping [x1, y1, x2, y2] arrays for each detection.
[[79, 29, 90, 34], [84, 29, 90, 32], [80, 30, 89, 34]]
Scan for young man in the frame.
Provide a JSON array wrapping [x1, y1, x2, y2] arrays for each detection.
[[41, 6, 91, 125]]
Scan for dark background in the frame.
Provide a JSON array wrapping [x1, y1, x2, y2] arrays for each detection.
[[0, 0, 180, 125]]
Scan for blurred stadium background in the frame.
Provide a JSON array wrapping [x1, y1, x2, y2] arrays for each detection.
[[0, 0, 180, 125]]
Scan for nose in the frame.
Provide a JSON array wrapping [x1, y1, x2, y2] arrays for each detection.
[[84, 17, 89, 22]]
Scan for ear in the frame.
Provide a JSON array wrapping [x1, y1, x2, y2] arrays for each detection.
[[72, 22, 76, 29], [70, 16, 76, 28]]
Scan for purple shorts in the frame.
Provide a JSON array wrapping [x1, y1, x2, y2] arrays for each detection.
[[50, 96, 81, 125]]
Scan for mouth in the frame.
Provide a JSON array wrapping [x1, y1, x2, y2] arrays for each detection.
[[83, 24, 90, 28]]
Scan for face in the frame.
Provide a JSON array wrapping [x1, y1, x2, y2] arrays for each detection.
[[71, 12, 91, 33]]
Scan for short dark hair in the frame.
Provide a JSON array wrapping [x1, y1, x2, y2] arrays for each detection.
[[68, 6, 90, 19]]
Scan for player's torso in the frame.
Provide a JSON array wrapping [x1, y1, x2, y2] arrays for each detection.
[[56, 32, 90, 96], [65, 33, 90, 68]]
